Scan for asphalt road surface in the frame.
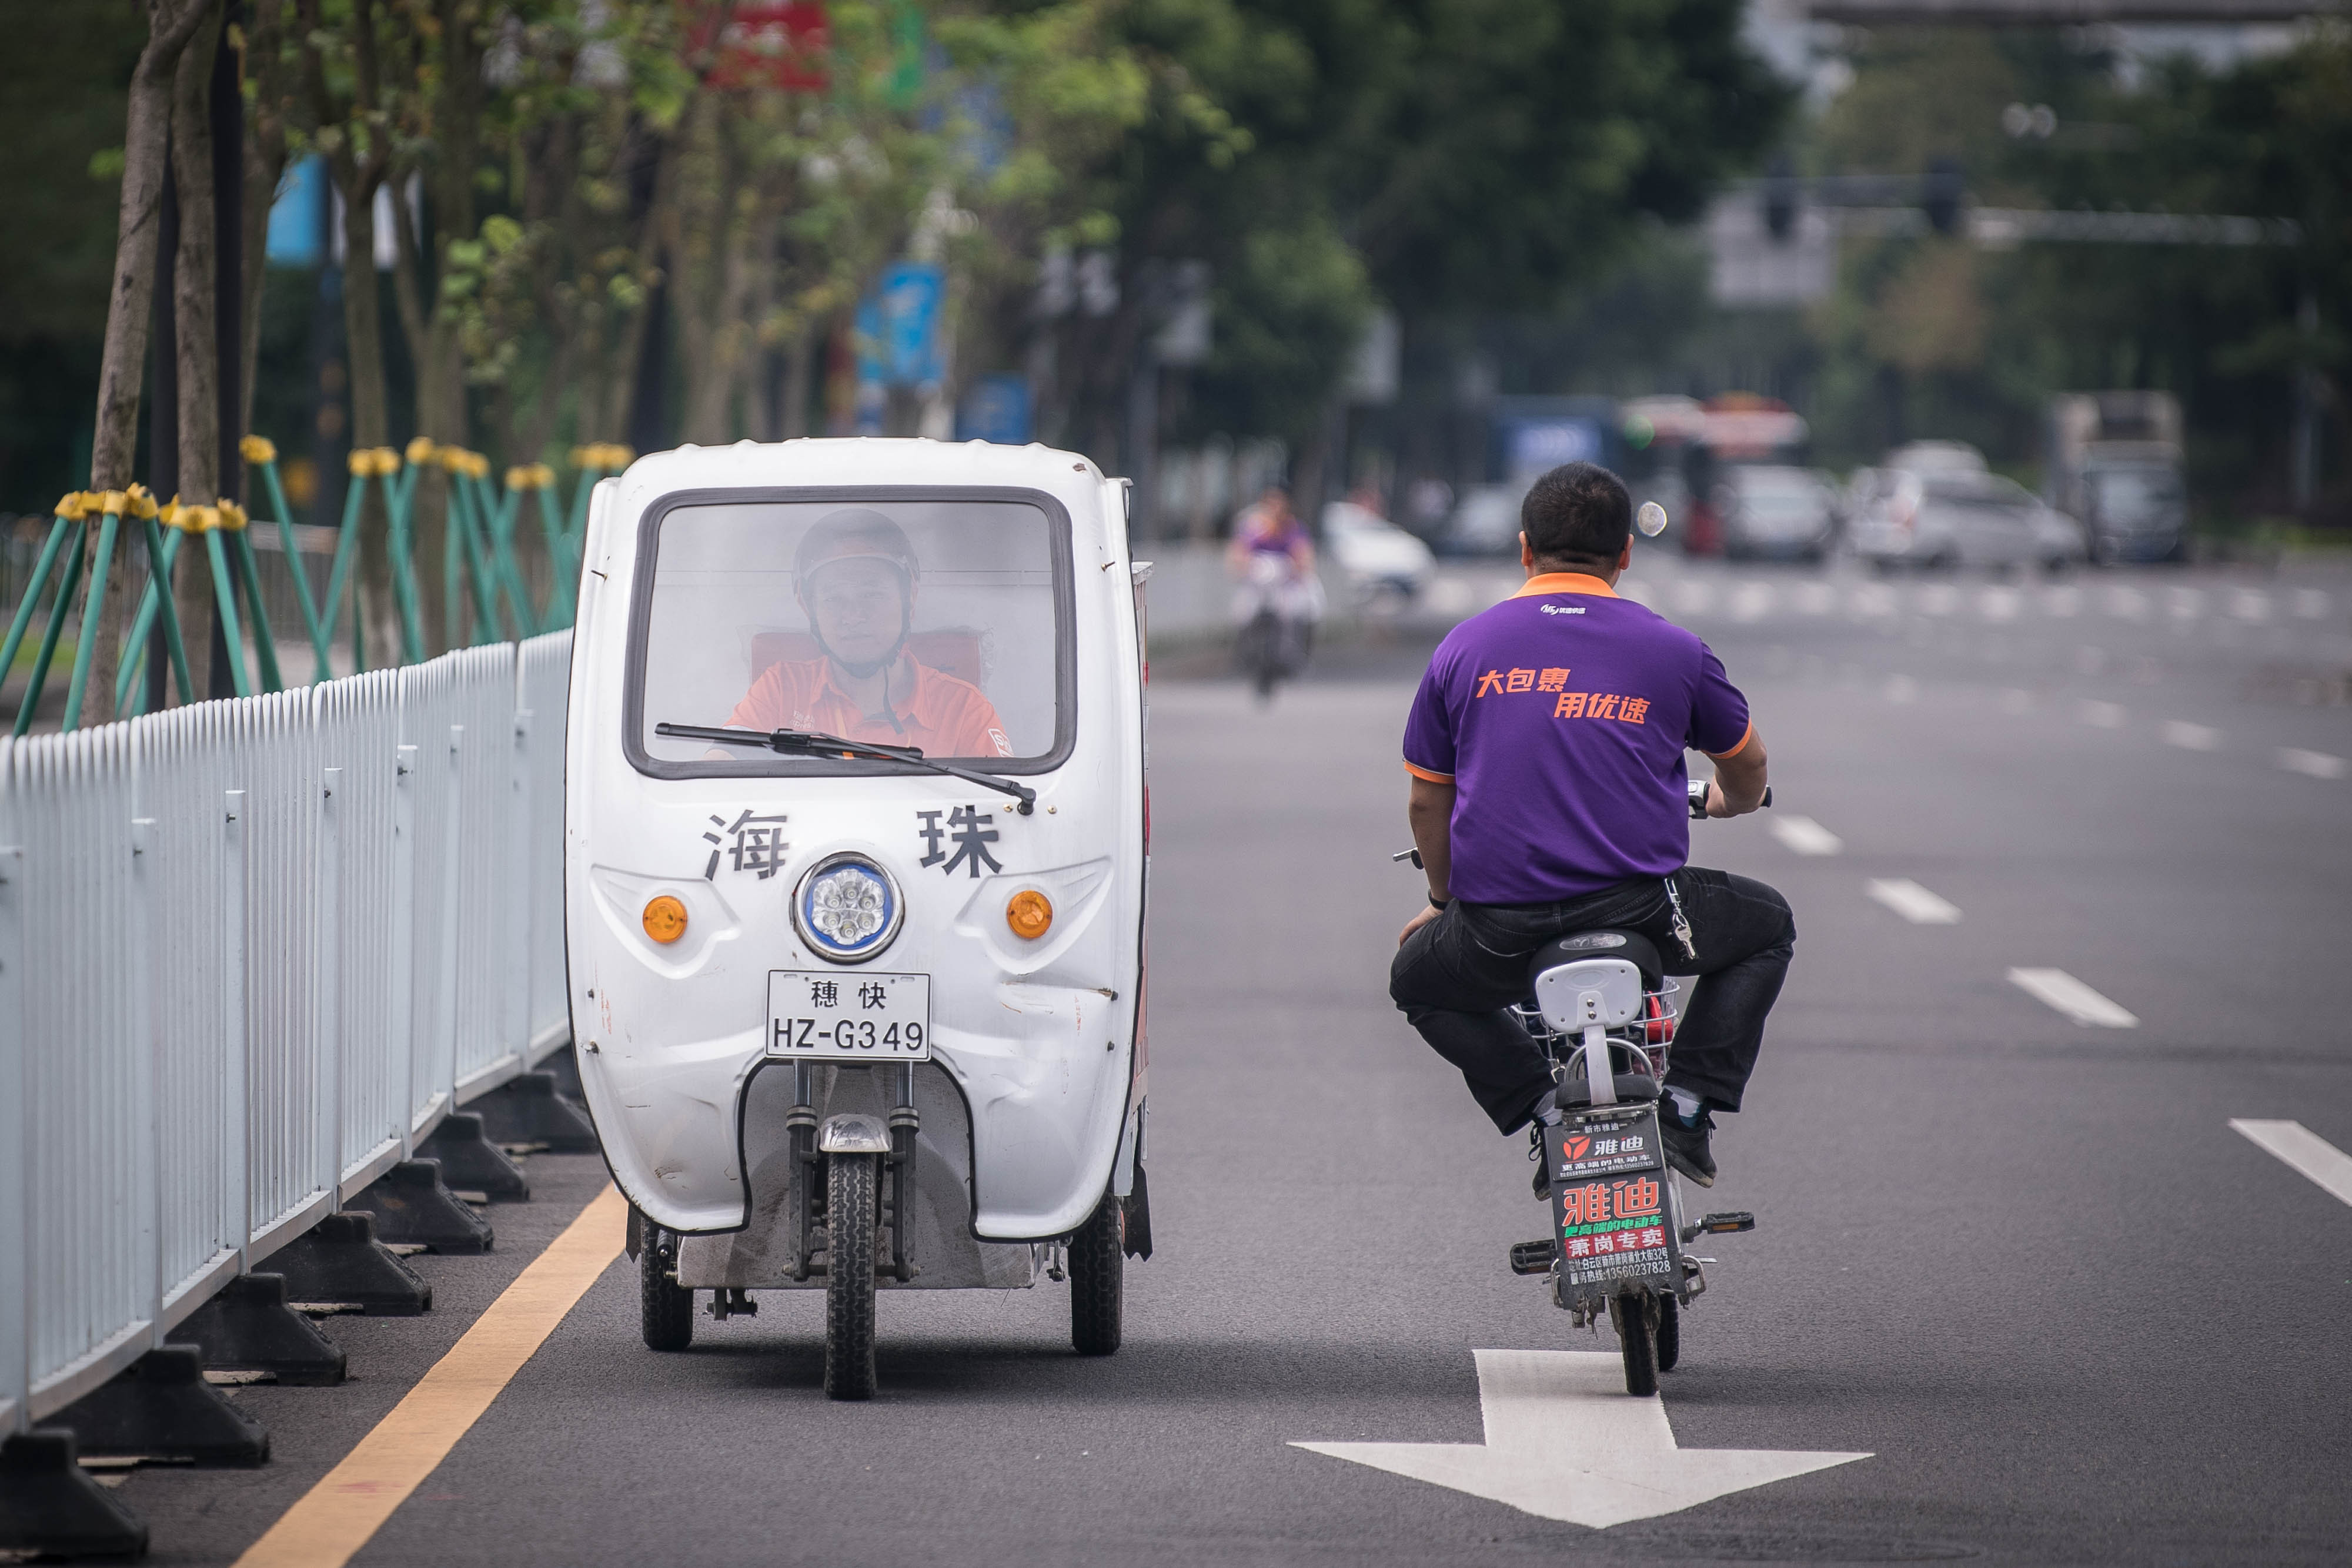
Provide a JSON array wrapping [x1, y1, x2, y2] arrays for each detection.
[[121, 551, 2352, 1567]]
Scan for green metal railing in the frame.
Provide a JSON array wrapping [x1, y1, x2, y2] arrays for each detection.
[[0, 435, 629, 732]]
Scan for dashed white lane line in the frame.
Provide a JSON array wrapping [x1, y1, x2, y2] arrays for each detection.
[[2081, 699, 2127, 729], [2007, 968, 2139, 1028], [2278, 747, 2348, 780], [1866, 878, 1961, 924], [2161, 720, 2221, 752], [1771, 816, 1844, 856], [2291, 589, 2331, 620], [2230, 1121, 2352, 1209]]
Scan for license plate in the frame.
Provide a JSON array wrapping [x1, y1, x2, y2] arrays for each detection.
[[766, 971, 931, 1061]]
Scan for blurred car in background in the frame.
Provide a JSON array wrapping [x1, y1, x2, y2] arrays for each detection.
[[1436, 483, 1526, 557], [2077, 460, 2188, 564], [1712, 464, 1838, 563], [2047, 391, 2187, 565], [1322, 498, 1435, 600], [1849, 446, 2083, 573]]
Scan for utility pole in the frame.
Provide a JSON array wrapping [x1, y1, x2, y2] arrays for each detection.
[[2291, 287, 2317, 513]]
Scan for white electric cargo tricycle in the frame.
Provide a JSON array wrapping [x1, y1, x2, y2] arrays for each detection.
[[564, 439, 1152, 1399]]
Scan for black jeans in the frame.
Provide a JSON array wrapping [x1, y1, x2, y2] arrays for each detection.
[[1389, 867, 1794, 1134]]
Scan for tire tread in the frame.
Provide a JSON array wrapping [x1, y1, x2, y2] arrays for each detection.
[[824, 1154, 879, 1400], [640, 1231, 694, 1352], [1069, 1191, 1123, 1356]]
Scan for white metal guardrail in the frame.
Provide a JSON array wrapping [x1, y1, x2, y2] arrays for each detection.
[[0, 630, 572, 1433]]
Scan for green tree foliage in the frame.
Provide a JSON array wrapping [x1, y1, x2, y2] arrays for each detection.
[[1025, 0, 1786, 456], [0, 1, 144, 510], [1802, 26, 2348, 516]]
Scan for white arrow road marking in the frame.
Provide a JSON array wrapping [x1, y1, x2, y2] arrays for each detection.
[[2277, 747, 2347, 780], [1770, 816, 1843, 856], [2007, 968, 2138, 1028], [2230, 1121, 2352, 1209], [2161, 720, 2221, 752], [1292, 1350, 1869, 1529], [1866, 878, 1961, 924]]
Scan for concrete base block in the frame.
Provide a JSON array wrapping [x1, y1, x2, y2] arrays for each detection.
[[270, 1212, 433, 1315], [416, 1112, 530, 1201], [49, 1348, 268, 1466], [469, 1068, 598, 1153], [0, 1429, 149, 1560], [346, 1159, 493, 1254], [172, 1272, 349, 1383], [542, 1044, 585, 1099]]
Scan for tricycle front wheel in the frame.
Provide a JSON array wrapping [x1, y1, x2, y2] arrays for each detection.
[[1069, 1190, 1124, 1356], [824, 1152, 879, 1400]]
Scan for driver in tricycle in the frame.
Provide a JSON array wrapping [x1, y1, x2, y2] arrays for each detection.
[[727, 507, 1015, 757]]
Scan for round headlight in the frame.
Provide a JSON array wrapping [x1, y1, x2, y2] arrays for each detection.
[[791, 854, 903, 964]]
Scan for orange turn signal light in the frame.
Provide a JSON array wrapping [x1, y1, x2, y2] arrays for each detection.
[[642, 894, 689, 944], [1005, 888, 1053, 941]]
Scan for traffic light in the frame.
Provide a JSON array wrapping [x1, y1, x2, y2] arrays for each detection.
[[1762, 155, 1797, 242], [1923, 157, 1964, 236]]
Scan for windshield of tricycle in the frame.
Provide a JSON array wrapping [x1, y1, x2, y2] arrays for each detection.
[[626, 489, 1075, 777]]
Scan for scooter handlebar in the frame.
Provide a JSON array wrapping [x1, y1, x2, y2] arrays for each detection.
[[1689, 780, 1773, 819]]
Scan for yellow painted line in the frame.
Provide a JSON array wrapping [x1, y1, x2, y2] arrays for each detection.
[[233, 1185, 627, 1568]]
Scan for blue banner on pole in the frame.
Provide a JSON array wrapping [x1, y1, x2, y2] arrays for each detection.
[[856, 262, 946, 390], [956, 375, 1032, 445], [266, 155, 329, 268]]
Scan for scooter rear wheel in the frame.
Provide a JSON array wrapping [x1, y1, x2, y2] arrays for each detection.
[[1611, 1290, 1659, 1397], [824, 1153, 879, 1400], [1655, 1295, 1680, 1373], [640, 1227, 694, 1352]]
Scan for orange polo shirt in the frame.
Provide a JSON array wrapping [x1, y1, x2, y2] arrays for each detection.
[[727, 656, 1014, 758]]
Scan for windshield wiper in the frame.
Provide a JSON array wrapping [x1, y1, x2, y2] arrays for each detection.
[[656, 722, 1036, 814]]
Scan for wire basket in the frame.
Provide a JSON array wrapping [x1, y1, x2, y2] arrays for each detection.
[[1514, 978, 1683, 1081]]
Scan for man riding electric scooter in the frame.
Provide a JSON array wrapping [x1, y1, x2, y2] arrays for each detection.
[[1389, 462, 1790, 1186]]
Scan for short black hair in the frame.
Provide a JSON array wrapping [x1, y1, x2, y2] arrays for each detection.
[[1521, 462, 1632, 568]]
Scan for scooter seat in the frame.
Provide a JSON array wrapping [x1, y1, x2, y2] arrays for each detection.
[[1525, 929, 1663, 992], [1552, 1069, 1663, 1109]]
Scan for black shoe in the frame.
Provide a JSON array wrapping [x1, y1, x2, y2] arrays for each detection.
[[1660, 1108, 1717, 1188]]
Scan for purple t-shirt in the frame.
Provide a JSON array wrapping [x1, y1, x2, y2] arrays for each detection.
[[1402, 573, 1752, 905]]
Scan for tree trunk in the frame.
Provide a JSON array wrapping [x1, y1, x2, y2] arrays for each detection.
[[83, 0, 218, 723], [169, 12, 223, 705], [239, 0, 290, 449], [782, 326, 814, 439], [339, 172, 400, 664], [389, 183, 461, 654]]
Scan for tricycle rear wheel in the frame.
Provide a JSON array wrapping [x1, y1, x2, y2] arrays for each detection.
[[824, 1153, 879, 1400], [1610, 1290, 1658, 1397], [1068, 1191, 1124, 1356], [640, 1228, 693, 1352]]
